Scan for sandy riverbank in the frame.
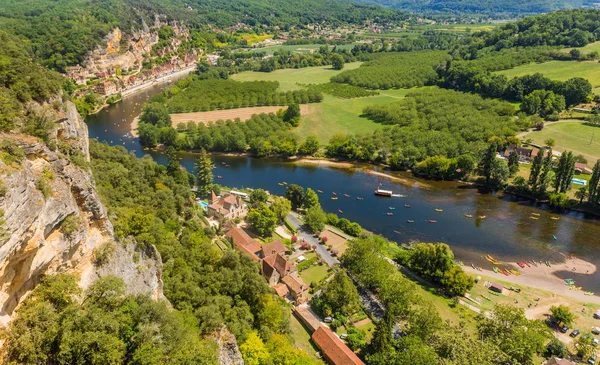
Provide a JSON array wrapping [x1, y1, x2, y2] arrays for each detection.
[[463, 256, 600, 304]]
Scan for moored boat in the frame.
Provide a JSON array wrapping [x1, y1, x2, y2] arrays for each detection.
[[550, 216, 560, 220], [531, 213, 540, 216], [331, 197, 338, 200], [344, 194, 350, 198], [478, 215, 486, 219], [493, 267, 499, 273], [464, 214, 473, 218], [435, 209, 443, 212]]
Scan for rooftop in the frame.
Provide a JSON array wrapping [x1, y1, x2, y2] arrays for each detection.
[[311, 326, 365, 365]]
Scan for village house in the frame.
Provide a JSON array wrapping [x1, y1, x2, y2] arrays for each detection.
[[94, 80, 119, 95], [575, 162, 593, 175], [503, 144, 534, 161], [207, 191, 249, 220], [224, 227, 308, 303], [541, 358, 575, 365]]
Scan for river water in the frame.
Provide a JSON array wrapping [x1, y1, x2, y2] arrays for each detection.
[[86, 81, 600, 290]]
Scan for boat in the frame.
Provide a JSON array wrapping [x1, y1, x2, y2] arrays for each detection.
[[489, 291, 500, 296], [477, 267, 483, 271], [481, 295, 492, 301], [493, 267, 499, 273], [282, 182, 287, 185], [464, 214, 474, 218], [386, 212, 394, 216], [407, 220, 415, 223], [547, 261, 552, 267], [531, 213, 540, 216], [331, 197, 338, 200], [552, 235, 557, 240], [344, 194, 350, 198], [478, 216, 486, 219], [356, 197, 364, 200], [332, 192, 337, 196], [404, 204, 411, 208], [338, 210, 343, 214], [222, 162, 226, 165], [393, 230, 402, 235], [388, 207, 396, 210], [517, 262, 525, 268], [471, 263, 476, 269], [585, 291, 594, 296], [317, 190, 323, 193], [550, 216, 560, 220], [217, 176, 223, 179], [428, 220, 438, 223], [524, 261, 530, 268], [435, 209, 443, 212], [374, 188, 393, 197], [529, 216, 539, 220], [278, 183, 284, 186]]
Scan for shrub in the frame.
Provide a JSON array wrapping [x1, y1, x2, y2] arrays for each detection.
[[322, 236, 328, 243], [0, 178, 7, 197], [93, 241, 116, 266], [61, 215, 80, 239], [291, 235, 298, 243], [35, 177, 53, 198], [297, 257, 318, 271]]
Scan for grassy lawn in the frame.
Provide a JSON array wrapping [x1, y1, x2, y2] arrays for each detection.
[[496, 60, 600, 93], [232, 62, 363, 91], [299, 263, 331, 286], [289, 315, 324, 362], [521, 122, 600, 164]]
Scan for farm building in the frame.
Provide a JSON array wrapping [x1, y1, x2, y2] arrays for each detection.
[[489, 283, 504, 293]]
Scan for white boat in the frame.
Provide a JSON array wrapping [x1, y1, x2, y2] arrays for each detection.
[[374, 188, 393, 197]]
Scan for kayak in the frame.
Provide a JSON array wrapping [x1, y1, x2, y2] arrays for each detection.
[[404, 204, 411, 208], [493, 267, 499, 273], [388, 207, 396, 210], [435, 209, 443, 212], [407, 220, 415, 223], [386, 212, 394, 216], [464, 214, 474, 218], [552, 235, 557, 240], [428, 220, 438, 223], [585, 291, 594, 296], [478, 216, 487, 219]]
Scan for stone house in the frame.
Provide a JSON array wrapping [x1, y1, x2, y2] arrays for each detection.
[[207, 191, 249, 220]]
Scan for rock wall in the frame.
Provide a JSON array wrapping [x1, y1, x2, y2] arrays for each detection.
[[213, 326, 244, 365], [0, 101, 163, 324]]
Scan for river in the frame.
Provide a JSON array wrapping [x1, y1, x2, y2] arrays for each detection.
[[86, 80, 600, 291]]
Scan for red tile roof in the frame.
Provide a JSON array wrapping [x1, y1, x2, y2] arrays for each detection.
[[225, 227, 261, 261], [274, 283, 289, 297], [261, 239, 288, 258], [311, 326, 365, 365]]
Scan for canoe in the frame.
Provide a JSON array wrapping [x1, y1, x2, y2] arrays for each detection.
[[550, 217, 560, 220], [317, 190, 323, 193], [524, 261, 530, 267], [338, 210, 343, 214], [386, 212, 394, 216], [464, 214, 474, 218], [489, 291, 500, 296], [428, 220, 438, 223], [585, 292, 594, 296], [552, 235, 557, 240], [530, 216, 539, 220], [356, 197, 364, 200], [407, 220, 415, 223], [388, 207, 396, 210], [435, 209, 443, 212], [404, 204, 411, 208], [531, 213, 540, 216], [471, 263, 476, 269], [478, 215, 487, 219], [493, 267, 499, 273], [332, 192, 337, 196], [331, 197, 338, 200], [344, 194, 350, 198], [481, 295, 492, 301], [282, 182, 287, 185]]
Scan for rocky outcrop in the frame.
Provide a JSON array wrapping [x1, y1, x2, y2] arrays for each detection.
[[0, 101, 163, 324], [213, 326, 244, 365]]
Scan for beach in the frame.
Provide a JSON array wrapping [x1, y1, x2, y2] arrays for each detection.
[[464, 256, 600, 304]]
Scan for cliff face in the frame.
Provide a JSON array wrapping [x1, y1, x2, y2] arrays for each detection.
[[0, 101, 163, 324]]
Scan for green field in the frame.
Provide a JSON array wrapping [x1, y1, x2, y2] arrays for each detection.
[[565, 41, 600, 54], [232, 64, 433, 143], [249, 43, 356, 55], [496, 60, 600, 93], [522, 121, 600, 163]]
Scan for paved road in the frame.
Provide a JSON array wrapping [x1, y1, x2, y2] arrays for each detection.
[[286, 212, 339, 267]]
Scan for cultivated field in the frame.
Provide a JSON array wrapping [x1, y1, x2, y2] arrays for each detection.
[[232, 64, 435, 142], [521, 121, 600, 163], [169, 105, 309, 126], [496, 60, 600, 93]]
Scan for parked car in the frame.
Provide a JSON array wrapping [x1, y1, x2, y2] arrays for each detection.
[[594, 338, 599, 347], [593, 327, 600, 335], [340, 333, 348, 340], [561, 325, 569, 333], [588, 354, 597, 364], [571, 329, 581, 337], [324, 316, 333, 323]]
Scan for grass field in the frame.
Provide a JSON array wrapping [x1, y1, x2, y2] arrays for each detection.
[[289, 315, 324, 362], [496, 60, 600, 93], [299, 264, 331, 287], [521, 121, 600, 163], [565, 41, 600, 54], [169, 105, 309, 126], [232, 64, 432, 143]]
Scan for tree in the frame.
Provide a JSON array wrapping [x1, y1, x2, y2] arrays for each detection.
[[250, 189, 268, 206], [478, 305, 552, 365], [286, 184, 305, 210], [441, 265, 475, 296], [481, 141, 498, 185], [303, 188, 320, 209], [544, 138, 556, 148], [575, 186, 588, 204], [331, 53, 345, 70], [304, 205, 326, 232], [247, 203, 278, 237], [270, 196, 291, 221], [550, 304, 575, 326], [488, 158, 510, 189], [240, 331, 270, 365], [139, 102, 172, 127], [545, 338, 568, 358], [298, 135, 320, 155], [589, 160, 600, 205], [315, 271, 361, 318], [561, 77, 592, 106], [537, 148, 553, 195], [283, 104, 301, 127], [508, 151, 519, 177], [194, 149, 213, 198], [554, 151, 576, 193], [549, 192, 569, 208], [572, 332, 596, 360]]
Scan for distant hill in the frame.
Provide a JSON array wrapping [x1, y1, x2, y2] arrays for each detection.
[[349, 0, 593, 18]]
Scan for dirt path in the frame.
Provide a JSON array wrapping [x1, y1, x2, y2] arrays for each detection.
[[169, 105, 309, 127]]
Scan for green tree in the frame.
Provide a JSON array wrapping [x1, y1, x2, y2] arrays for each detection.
[[316, 271, 361, 318], [545, 338, 568, 358], [441, 265, 475, 296], [554, 150, 576, 193], [298, 135, 320, 155], [537, 148, 553, 195], [304, 205, 326, 232], [575, 186, 588, 204], [139, 102, 172, 128], [528, 149, 544, 191], [286, 184, 305, 210], [194, 149, 213, 198], [544, 138, 556, 148], [488, 158, 510, 189], [240, 331, 270, 365], [247, 203, 278, 237], [303, 188, 320, 209], [550, 304, 575, 326], [270, 196, 292, 221], [250, 189, 268, 206], [331, 53, 345, 70], [283, 103, 301, 127], [572, 332, 596, 359], [589, 160, 600, 205], [548, 192, 569, 208], [508, 151, 519, 177]]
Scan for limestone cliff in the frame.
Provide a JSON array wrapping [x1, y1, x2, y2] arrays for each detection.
[[0, 101, 163, 324], [213, 326, 244, 365]]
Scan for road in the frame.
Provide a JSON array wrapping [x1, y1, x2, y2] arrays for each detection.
[[286, 212, 339, 268]]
